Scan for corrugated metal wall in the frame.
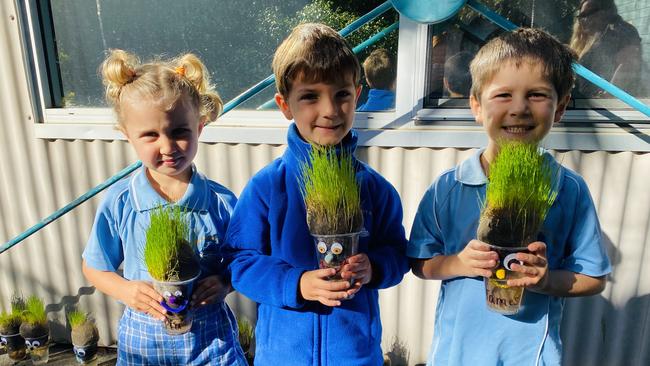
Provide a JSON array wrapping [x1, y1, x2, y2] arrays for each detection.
[[1, 2, 649, 365]]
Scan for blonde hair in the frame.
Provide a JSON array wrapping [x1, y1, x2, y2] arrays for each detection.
[[272, 23, 360, 97], [470, 28, 577, 101], [101, 49, 223, 126]]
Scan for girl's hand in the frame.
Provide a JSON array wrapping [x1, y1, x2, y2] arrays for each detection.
[[340, 253, 373, 296], [299, 268, 351, 307], [507, 241, 549, 290], [457, 240, 499, 278], [122, 280, 167, 321], [191, 275, 231, 307]]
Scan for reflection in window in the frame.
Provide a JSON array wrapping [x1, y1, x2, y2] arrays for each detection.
[[425, 0, 650, 110], [49, 0, 397, 110], [357, 48, 396, 112]]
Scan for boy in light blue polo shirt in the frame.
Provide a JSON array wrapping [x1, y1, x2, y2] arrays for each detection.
[[408, 28, 611, 366]]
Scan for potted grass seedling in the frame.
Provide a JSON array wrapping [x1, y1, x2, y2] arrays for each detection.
[[237, 315, 254, 365], [300, 145, 364, 284], [67, 310, 99, 364], [0, 294, 27, 361], [144, 205, 200, 335], [19, 295, 49, 364], [477, 141, 556, 314]]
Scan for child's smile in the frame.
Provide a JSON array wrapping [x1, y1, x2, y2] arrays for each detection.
[[470, 59, 569, 163], [275, 73, 361, 146]]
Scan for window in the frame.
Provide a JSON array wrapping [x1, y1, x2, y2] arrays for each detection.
[[19, 0, 650, 151], [30, 0, 397, 111], [425, 0, 650, 111]]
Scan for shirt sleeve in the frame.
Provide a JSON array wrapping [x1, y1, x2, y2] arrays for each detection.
[[83, 195, 124, 272], [364, 178, 410, 290], [407, 182, 446, 259], [561, 175, 612, 277], [223, 173, 305, 309]]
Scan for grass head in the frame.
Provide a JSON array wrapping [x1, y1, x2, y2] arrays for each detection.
[[144, 205, 196, 281], [300, 144, 363, 234], [67, 310, 88, 329], [22, 295, 47, 327], [237, 315, 254, 350], [482, 141, 556, 244]]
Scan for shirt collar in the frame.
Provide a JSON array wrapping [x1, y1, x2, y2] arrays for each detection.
[[456, 148, 488, 186], [129, 164, 209, 213]]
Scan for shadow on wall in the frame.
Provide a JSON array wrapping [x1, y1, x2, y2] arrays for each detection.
[[561, 233, 650, 366], [44, 286, 96, 343]]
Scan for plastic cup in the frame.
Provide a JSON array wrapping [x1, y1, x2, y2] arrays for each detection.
[[24, 334, 49, 365], [73, 342, 98, 364], [0, 333, 27, 361], [152, 272, 200, 335], [311, 231, 361, 284], [484, 244, 529, 315]]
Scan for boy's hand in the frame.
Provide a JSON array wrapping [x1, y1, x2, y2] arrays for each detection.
[[191, 275, 231, 307], [340, 253, 373, 296], [457, 240, 499, 278], [299, 268, 351, 307], [507, 241, 549, 290], [122, 280, 167, 321]]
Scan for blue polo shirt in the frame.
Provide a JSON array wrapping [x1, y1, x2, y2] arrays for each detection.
[[408, 149, 611, 366], [357, 88, 395, 111], [83, 165, 237, 282]]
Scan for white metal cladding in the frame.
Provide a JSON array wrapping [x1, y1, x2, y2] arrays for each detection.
[[2, 3, 650, 366]]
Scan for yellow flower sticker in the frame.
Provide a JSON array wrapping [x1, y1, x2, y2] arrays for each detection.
[[495, 268, 506, 280]]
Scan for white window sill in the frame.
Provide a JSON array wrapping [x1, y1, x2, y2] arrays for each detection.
[[34, 108, 650, 152]]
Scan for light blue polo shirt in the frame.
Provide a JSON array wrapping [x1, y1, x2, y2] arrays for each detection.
[[83, 165, 237, 282], [408, 149, 611, 366]]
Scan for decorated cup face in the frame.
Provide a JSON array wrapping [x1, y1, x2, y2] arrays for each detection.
[[24, 335, 49, 364], [73, 343, 98, 363], [152, 275, 199, 335], [0, 333, 27, 360], [312, 232, 360, 281], [484, 245, 529, 314]]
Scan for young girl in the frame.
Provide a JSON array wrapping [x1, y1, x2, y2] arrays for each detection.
[[82, 49, 247, 365]]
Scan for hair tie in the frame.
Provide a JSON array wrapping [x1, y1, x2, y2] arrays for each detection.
[[125, 68, 136, 83], [175, 66, 186, 77]]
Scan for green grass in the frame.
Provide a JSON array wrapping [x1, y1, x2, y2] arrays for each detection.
[[483, 141, 556, 243], [22, 295, 47, 327], [237, 315, 254, 350], [0, 311, 22, 330], [144, 205, 195, 281], [300, 144, 363, 234], [67, 310, 88, 329]]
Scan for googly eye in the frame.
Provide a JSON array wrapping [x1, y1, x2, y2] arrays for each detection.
[[317, 242, 327, 254], [503, 253, 523, 271], [32, 340, 41, 347], [331, 243, 343, 255], [174, 290, 183, 297], [76, 348, 86, 357], [0, 337, 7, 346], [163, 291, 172, 298]]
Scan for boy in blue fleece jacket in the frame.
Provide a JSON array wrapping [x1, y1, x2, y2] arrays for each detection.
[[223, 23, 410, 365]]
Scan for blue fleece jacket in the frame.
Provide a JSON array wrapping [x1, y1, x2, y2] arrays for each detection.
[[223, 124, 409, 366]]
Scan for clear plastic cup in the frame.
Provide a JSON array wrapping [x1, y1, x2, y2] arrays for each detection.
[[311, 231, 361, 284], [73, 342, 98, 364], [0, 333, 27, 361], [152, 272, 200, 335], [484, 244, 529, 315], [24, 334, 49, 365]]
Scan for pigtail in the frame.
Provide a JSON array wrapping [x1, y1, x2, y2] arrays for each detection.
[[101, 49, 139, 106], [175, 54, 223, 123]]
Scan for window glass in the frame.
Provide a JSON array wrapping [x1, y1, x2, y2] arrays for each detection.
[[49, 0, 397, 111], [425, 0, 650, 110]]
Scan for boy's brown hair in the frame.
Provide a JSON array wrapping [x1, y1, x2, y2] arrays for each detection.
[[363, 48, 396, 90], [272, 23, 360, 97], [470, 28, 577, 101]]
